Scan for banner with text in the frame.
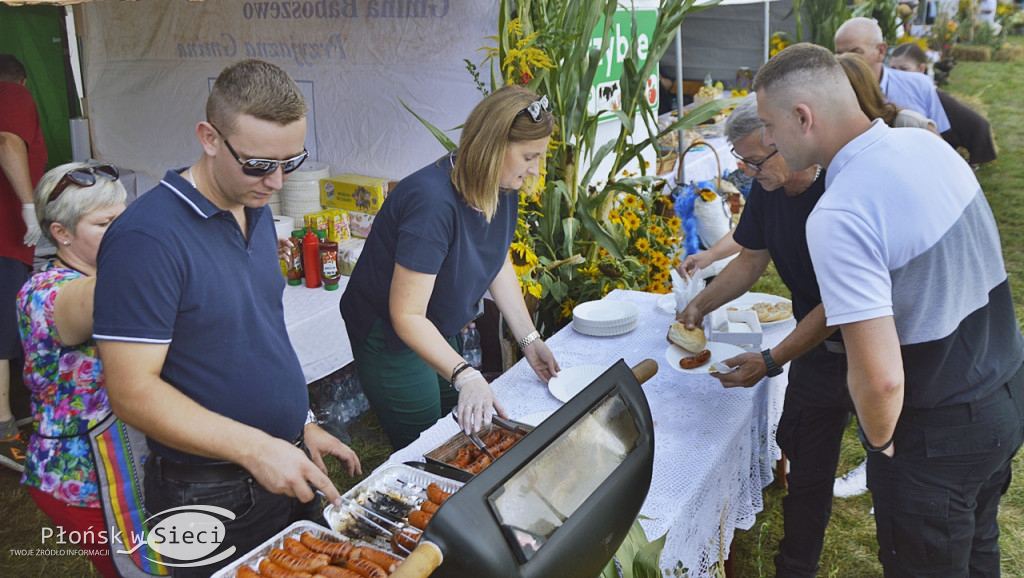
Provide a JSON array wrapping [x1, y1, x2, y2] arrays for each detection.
[[79, 0, 498, 183]]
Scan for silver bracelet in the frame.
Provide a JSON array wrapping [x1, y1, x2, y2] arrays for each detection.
[[517, 330, 541, 351]]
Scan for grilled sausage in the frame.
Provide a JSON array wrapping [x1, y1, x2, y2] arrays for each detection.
[[489, 434, 517, 457], [345, 557, 388, 578], [426, 483, 451, 504], [268, 548, 330, 574], [350, 546, 402, 573], [259, 558, 313, 578], [465, 453, 491, 474], [390, 527, 420, 555], [679, 349, 711, 369], [449, 446, 471, 469], [237, 565, 263, 578], [313, 566, 362, 578], [300, 531, 354, 564], [481, 428, 502, 446], [408, 509, 433, 530], [283, 537, 319, 559], [419, 499, 439, 515]]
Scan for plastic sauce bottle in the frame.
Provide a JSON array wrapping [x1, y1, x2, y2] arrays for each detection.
[[302, 227, 322, 288], [287, 229, 304, 286], [320, 240, 340, 291], [460, 323, 483, 369]]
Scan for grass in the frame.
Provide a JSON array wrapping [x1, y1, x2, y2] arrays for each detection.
[[731, 39, 1024, 577], [4, 40, 1024, 578]]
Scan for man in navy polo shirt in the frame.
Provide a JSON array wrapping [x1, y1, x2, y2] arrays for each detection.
[[94, 60, 360, 576]]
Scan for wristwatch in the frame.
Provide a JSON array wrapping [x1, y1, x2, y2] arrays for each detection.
[[761, 349, 783, 377]]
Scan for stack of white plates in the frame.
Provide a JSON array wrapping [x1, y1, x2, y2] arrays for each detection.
[[281, 161, 331, 220], [267, 190, 282, 215], [571, 301, 639, 336]]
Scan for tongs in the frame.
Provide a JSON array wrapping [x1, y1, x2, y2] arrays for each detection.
[[490, 414, 532, 435], [340, 498, 422, 555], [450, 411, 495, 460]]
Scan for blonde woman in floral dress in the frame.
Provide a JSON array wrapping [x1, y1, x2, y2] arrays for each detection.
[[17, 162, 126, 578]]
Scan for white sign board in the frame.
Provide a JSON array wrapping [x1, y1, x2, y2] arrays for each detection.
[[79, 0, 499, 183]]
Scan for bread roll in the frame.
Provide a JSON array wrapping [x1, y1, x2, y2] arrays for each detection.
[[667, 322, 707, 353]]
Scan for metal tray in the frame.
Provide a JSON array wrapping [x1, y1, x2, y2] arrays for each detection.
[[210, 519, 345, 578], [323, 463, 465, 551], [423, 419, 533, 474]]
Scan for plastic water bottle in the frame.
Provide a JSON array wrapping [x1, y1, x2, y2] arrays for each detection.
[[460, 323, 483, 369], [704, 71, 713, 87]]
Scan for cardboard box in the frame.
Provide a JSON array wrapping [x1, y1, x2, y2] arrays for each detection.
[[348, 211, 375, 239], [320, 174, 389, 215], [325, 209, 351, 242]]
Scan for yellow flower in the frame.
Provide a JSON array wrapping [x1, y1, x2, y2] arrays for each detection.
[[509, 241, 539, 276], [621, 195, 639, 209], [622, 211, 641, 231], [607, 209, 623, 225], [650, 225, 663, 237], [559, 298, 577, 320], [634, 238, 651, 253], [698, 188, 718, 202], [667, 216, 681, 231], [526, 281, 542, 299]]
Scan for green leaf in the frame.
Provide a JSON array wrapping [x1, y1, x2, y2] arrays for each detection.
[[632, 532, 668, 578], [398, 97, 458, 151]]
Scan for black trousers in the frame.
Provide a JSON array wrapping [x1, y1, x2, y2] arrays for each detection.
[[774, 343, 853, 578], [143, 449, 324, 577], [868, 363, 1024, 577]]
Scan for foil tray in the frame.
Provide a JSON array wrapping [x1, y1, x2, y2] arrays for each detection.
[[210, 519, 346, 578], [323, 463, 465, 551], [423, 419, 534, 474]]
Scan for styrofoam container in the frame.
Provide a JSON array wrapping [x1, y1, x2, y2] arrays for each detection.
[[709, 309, 762, 351]]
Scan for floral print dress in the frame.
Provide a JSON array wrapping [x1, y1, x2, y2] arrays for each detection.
[[16, 265, 108, 508]]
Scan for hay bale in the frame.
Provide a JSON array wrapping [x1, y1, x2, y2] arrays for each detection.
[[995, 44, 1024, 62], [950, 45, 992, 62]]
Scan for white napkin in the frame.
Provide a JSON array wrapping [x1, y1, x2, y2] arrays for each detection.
[[670, 268, 706, 313]]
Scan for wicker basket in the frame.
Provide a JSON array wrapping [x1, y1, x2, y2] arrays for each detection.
[[656, 150, 679, 175]]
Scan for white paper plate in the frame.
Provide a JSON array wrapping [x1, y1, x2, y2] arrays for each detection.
[[548, 365, 609, 402], [720, 292, 793, 326], [665, 342, 746, 374], [572, 317, 638, 337], [572, 301, 639, 325]]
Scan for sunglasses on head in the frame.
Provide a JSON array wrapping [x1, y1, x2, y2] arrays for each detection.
[[519, 95, 551, 123], [209, 123, 309, 177], [48, 164, 120, 205]]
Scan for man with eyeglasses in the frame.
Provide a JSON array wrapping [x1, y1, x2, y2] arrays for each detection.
[[93, 59, 360, 575], [0, 54, 46, 473]]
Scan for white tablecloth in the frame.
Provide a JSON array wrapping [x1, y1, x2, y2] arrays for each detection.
[[384, 289, 795, 576], [282, 279, 352, 383]]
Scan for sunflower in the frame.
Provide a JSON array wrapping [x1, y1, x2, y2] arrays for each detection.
[[526, 281, 542, 299], [622, 211, 641, 231], [634, 238, 651, 253], [621, 195, 639, 209], [666, 216, 681, 231], [607, 209, 623, 225], [559, 298, 578, 320], [509, 241, 539, 276]]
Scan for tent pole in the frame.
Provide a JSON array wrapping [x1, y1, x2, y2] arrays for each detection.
[[674, 27, 684, 184], [763, 0, 770, 63]]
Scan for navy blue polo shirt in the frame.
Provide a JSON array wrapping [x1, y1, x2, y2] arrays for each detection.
[[94, 169, 307, 463], [341, 156, 518, 350], [732, 172, 827, 324]]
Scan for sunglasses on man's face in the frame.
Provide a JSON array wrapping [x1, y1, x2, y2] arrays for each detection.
[[209, 123, 309, 177], [520, 95, 551, 123], [48, 164, 120, 205]]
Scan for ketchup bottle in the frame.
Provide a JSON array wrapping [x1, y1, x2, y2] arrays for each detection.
[[302, 227, 322, 288]]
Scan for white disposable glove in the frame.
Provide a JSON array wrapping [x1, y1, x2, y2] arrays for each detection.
[[21, 203, 42, 247], [454, 368, 506, 434]]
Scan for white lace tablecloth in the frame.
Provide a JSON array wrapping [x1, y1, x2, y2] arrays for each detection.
[[282, 278, 351, 383], [385, 289, 796, 576]]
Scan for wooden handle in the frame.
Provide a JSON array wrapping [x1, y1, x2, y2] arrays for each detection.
[[390, 540, 443, 578], [630, 359, 658, 385]]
